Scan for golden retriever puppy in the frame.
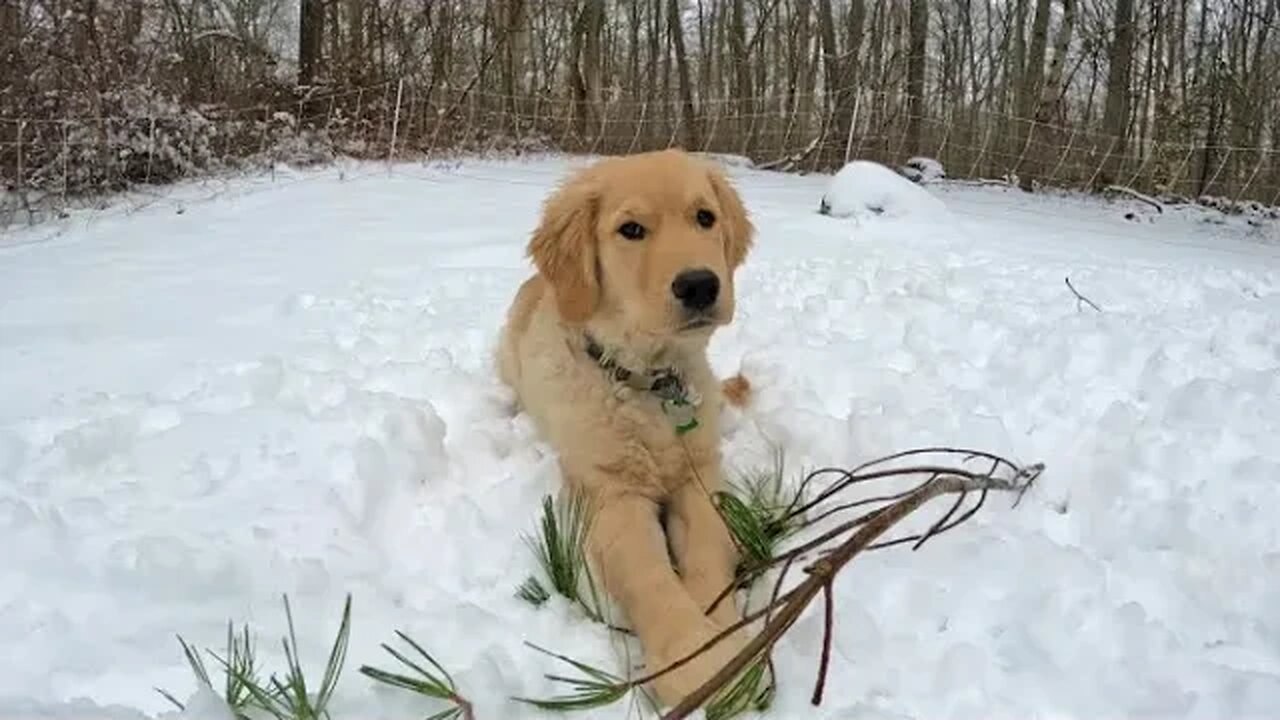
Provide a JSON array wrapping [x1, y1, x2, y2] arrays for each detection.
[[496, 149, 755, 705]]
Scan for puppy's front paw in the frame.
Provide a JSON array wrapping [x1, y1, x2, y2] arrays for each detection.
[[647, 616, 750, 707]]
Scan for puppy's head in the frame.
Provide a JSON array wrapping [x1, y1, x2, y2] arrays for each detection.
[[527, 149, 754, 340]]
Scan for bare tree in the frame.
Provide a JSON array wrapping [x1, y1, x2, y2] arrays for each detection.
[[299, 0, 325, 86], [668, 0, 700, 149], [906, 0, 928, 155], [7, 0, 1280, 219], [1098, 0, 1136, 187]]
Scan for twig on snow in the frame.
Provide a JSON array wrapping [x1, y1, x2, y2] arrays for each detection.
[[1065, 276, 1103, 312], [1103, 184, 1165, 213]]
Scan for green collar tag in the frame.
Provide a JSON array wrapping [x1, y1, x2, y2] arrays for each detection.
[[663, 396, 700, 435], [583, 332, 701, 435]]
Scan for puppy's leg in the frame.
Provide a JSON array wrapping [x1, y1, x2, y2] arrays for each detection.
[[666, 480, 744, 632], [586, 491, 744, 706]]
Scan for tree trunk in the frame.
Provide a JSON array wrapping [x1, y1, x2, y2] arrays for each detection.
[[567, 4, 587, 137], [299, 0, 325, 85], [348, 0, 365, 85], [583, 0, 603, 119], [1035, 0, 1075, 126], [0, 0, 22, 95], [629, 0, 642, 102], [728, 0, 753, 151], [504, 0, 529, 124], [817, 0, 862, 167], [1010, 0, 1028, 111], [668, 0, 700, 148], [1020, 0, 1075, 190], [1098, 0, 1136, 187], [906, 0, 928, 156], [1013, 0, 1051, 189]]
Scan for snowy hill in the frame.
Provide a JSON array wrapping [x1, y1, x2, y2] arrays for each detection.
[[2, 155, 1279, 719]]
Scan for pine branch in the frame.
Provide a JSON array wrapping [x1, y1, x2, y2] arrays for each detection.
[[162, 595, 352, 720], [226, 594, 353, 720], [359, 630, 474, 720], [517, 491, 606, 622]]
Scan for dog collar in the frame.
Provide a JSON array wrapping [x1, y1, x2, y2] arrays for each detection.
[[582, 333, 701, 435]]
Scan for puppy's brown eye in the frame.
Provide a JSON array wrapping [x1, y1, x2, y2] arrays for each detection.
[[696, 209, 716, 228], [618, 221, 646, 240]]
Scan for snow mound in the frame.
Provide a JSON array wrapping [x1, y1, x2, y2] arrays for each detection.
[[900, 156, 946, 183], [819, 160, 948, 220]]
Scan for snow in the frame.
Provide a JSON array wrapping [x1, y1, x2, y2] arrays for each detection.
[[3, 154, 1280, 720], [819, 159, 949, 221]]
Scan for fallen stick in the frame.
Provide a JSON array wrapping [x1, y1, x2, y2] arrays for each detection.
[[660, 466, 1040, 719]]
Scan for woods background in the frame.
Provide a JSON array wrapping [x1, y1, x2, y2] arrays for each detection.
[[3, 0, 1279, 222]]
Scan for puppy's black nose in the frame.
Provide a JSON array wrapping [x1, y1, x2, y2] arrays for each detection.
[[671, 269, 720, 311]]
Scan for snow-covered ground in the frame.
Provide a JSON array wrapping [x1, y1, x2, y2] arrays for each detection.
[[2, 155, 1279, 720]]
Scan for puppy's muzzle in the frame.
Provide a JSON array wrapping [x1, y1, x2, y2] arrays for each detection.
[[671, 268, 720, 313]]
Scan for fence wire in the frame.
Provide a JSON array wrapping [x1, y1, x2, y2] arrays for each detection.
[[4, 79, 1280, 227]]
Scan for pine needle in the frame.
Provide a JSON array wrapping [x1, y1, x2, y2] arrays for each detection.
[[359, 630, 470, 720], [519, 491, 604, 621], [512, 642, 632, 712], [225, 593, 353, 720], [156, 635, 213, 710], [156, 622, 265, 719], [719, 452, 806, 574], [516, 575, 551, 607], [704, 657, 775, 720]]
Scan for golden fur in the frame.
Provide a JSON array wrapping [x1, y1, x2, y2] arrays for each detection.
[[496, 149, 756, 705]]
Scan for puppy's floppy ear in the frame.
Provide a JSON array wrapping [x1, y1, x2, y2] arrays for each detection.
[[706, 163, 755, 269], [527, 171, 600, 323]]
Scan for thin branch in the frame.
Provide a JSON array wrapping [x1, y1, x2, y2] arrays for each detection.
[[810, 580, 834, 706], [1065, 276, 1103, 312], [660, 469, 1040, 720]]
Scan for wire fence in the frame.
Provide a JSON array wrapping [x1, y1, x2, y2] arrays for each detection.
[[4, 78, 1280, 227]]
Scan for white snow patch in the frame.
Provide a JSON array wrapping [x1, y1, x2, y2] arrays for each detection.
[[2, 155, 1279, 719], [172, 686, 235, 720]]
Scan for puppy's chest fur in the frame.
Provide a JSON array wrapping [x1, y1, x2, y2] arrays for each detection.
[[529, 335, 722, 499], [594, 364, 722, 495]]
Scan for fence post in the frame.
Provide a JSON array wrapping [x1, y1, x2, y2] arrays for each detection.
[[627, 101, 648, 154], [1204, 146, 1233, 197], [843, 91, 861, 165], [1086, 136, 1119, 189], [1169, 143, 1196, 198], [1045, 126, 1077, 187], [1270, 160, 1280, 207], [61, 119, 70, 205], [15, 120, 23, 202], [388, 77, 405, 164], [1232, 152, 1266, 204], [145, 115, 157, 184]]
